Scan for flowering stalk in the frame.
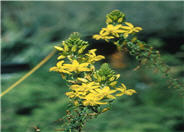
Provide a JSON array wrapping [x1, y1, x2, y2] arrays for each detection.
[[93, 10, 184, 94], [50, 32, 136, 131]]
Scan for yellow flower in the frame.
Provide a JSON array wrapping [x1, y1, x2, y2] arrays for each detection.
[[71, 82, 100, 93], [116, 83, 136, 96], [93, 24, 130, 41], [86, 49, 105, 63], [93, 86, 116, 99], [121, 22, 142, 38], [49, 61, 71, 74], [107, 24, 124, 36], [68, 82, 101, 99], [82, 93, 107, 106], [63, 60, 90, 73], [100, 24, 126, 38]]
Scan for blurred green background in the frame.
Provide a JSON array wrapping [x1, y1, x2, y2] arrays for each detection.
[[1, 1, 184, 132]]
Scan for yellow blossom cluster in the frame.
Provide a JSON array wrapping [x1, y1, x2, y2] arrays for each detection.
[[93, 22, 142, 41], [50, 50, 104, 74], [93, 10, 142, 41], [66, 79, 136, 106], [50, 32, 136, 107]]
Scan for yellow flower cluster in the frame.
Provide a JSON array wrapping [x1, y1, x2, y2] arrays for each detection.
[[50, 33, 136, 107], [93, 9, 142, 42], [50, 55, 102, 73], [66, 81, 136, 106], [93, 22, 142, 41], [50, 44, 104, 75]]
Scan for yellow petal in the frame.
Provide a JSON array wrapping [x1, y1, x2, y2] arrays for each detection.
[[57, 55, 65, 60], [56, 61, 64, 67], [109, 76, 115, 82], [96, 101, 108, 105], [110, 81, 117, 87], [100, 29, 108, 35], [72, 60, 79, 66], [125, 22, 134, 28], [107, 95, 116, 99], [116, 93, 124, 96], [102, 108, 109, 113], [107, 24, 114, 29], [105, 36, 114, 39], [121, 26, 131, 30], [54, 46, 63, 51], [115, 24, 122, 29], [78, 67, 91, 72], [116, 29, 127, 33], [79, 62, 89, 67], [125, 89, 136, 95], [121, 83, 127, 89], [135, 27, 142, 31], [89, 49, 97, 55], [116, 74, 120, 79], [49, 66, 58, 72], [77, 78, 88, 83]]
